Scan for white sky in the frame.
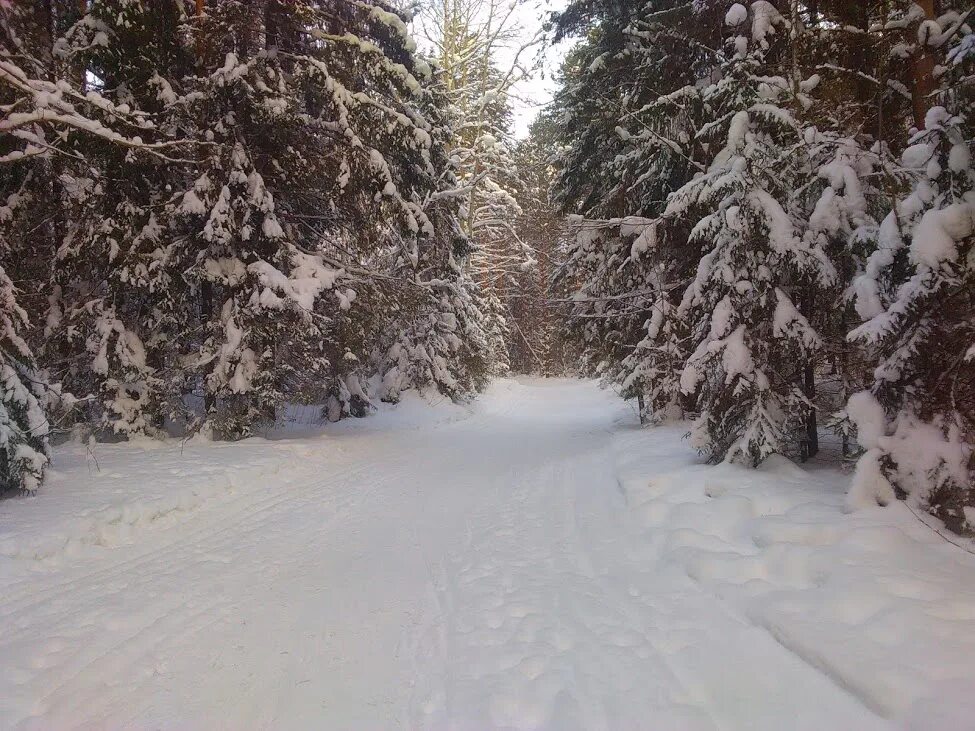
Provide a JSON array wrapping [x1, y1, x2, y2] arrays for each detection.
[[409, 0, 573, 138], [498, 0, 572, 137]]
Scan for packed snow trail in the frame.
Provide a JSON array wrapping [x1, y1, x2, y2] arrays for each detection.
[[1, 380, 973, 729]]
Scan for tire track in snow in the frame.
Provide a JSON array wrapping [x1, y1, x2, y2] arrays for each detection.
[[1, 437, 429, 729], [405, 392, 889, 731], [555, 450, 724, 731], [0, 380, 899, 729], [5, 392, 495, 730], [410, 425, 719, 730], [0, 449, 388, 621]]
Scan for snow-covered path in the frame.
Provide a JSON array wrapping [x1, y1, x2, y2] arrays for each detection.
[[2, 380, 973, 729]]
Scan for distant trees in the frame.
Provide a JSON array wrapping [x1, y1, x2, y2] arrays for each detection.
[[509, 113, 570, 374], [419, 0, 542, 375], [0, 0, 489, 491], [552, 0, 974, 530]]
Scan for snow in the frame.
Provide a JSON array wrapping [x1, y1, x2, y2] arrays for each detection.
[[772, 288, 820, 350], [873, 414, 973, 502], [248, 250, 342, 312], [847, 390, 885, 445], [719, 324, 755, 382], [750, 1, 783, 47], [911, 202, 974, 267], [725, 3, 748, 27], [847, 448, 897, 510], [948, 142, 971, 173], [901, 142, 934, 170], [1, 379, 974, 729]]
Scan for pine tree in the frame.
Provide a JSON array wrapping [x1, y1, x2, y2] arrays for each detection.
[[37, 3, 186, 436], [2, 0, 190, 483], [551, 0, 974, 531], [421, 0, 537, 375], [376, 74, 492, 402], [1, 0, 173, 485], [0, 258, 49, 493]]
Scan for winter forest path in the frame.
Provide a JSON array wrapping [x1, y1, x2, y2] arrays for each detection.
[[0, 380, 901, 729]]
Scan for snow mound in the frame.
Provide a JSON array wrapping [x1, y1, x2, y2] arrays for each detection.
[[726, 3, 748, 27], [0, 442, 296, 562], [614, 424, 975, 727]]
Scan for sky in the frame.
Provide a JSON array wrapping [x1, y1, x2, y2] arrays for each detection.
[[409, 0, 574, 138], [498, 0, 572, 137]]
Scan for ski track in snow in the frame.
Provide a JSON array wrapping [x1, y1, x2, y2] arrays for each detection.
[[1, 379, 973, 730]]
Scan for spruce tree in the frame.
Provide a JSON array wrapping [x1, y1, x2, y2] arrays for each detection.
[[0, 0, 178, 483], [31, 0, 489, 440], [552, 0, 704, 407], [376, 77, 492, 402], [847, 28, 974, 530], [660, 2, 833, 463]]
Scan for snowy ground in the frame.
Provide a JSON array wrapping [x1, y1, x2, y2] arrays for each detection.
[[1, 379, 974, 730]]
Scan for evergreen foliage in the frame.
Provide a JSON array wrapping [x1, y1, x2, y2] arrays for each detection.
[[0, 0, 488, 487], [2, 0, 973, 535], [552, 0, 975, 530]]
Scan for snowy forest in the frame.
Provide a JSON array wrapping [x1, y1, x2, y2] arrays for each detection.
[[0, 0, 973, 535], [551, 0, 975, 536], [3, 1, 975, 727]]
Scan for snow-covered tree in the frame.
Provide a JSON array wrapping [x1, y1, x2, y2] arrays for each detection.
[[0, 83, 50, 491], [552, 0, 706, 409], [419, 0, 541, 374], [558, 217, 660, 392], [0, 0, 175, 485], [794, 133, 881, 453], [508, 113, 567, 374], [32, 0, 489, 440], [847, 24, 974, 530], [0, 7, 65, 494], [667, 3, 834, 464], [375, 72, 492, 402], [0, 257, 49, 493], [558, 1, 835, 459]]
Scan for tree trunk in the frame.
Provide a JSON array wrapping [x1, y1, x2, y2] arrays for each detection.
[[266, 0, 279, 50], [839, 312, 851, 459], [538, 232, 551, 374], [912, 0, 937, 129], [194, 0, 206, 66], [803, 363, 818, 460], [201, 281, 215, 416]]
